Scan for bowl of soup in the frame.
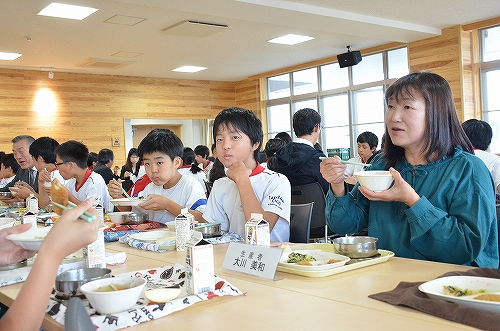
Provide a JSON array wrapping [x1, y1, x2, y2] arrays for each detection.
[[354, 171, 394, 192], [80, 276, 146, 314]]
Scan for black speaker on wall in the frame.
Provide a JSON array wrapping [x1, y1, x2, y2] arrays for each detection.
[[337, 46, 362, 68]]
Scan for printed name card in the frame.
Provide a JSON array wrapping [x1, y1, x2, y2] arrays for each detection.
[[222, 242, 283, 280]]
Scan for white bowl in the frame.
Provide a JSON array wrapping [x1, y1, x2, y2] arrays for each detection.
[[80, 276, 146, 314], [107, 211, 133, 224], [0, 218, 16, 229], [354, 171, 394, 192], [5, 226, 52, 250]]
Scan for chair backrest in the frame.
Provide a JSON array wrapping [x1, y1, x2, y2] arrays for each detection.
[[204, 180, 213, 196], [289, 202, 314, 243], [65, 297, 95, 331], [291, 182, 326, 230]]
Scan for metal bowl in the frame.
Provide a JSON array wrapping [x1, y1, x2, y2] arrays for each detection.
[[121, 213, 145, 225], [55, 268, 112, 298], [0, 192, 12, 200], [332, 236, 378, 258], [195, 222, 222, 238]]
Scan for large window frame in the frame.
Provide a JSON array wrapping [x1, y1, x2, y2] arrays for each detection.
[[266, 47, 408, 158]]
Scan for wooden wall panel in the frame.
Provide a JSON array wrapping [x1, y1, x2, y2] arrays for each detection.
[[235, 78, 260, 114], [0, 69, 235, 165], [408, 26, 469, 122]]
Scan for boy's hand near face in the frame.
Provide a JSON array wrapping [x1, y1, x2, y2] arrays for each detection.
[[138, 194, 169, 211], [225, 161, 251, 184]]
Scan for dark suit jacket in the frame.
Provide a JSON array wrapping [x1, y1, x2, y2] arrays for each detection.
[[0, 167, 38, 193], [93, 163, 119, 185]]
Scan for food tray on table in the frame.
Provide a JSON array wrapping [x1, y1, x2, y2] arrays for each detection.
[[277, 243, 394, 278]]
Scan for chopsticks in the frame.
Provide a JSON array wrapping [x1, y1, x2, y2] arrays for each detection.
[[319, 156, 371, 167], [51, 201, 96, 222], [112, 179, 133, 199]]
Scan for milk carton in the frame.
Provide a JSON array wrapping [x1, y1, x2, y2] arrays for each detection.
[[82, 227, 106, 268], [185, 237, 214, 295], [245, 213, 270, 246], [175, 208, 194, 252]]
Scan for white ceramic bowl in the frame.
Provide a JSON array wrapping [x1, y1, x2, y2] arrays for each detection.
[[80, 276, 146, 314], [5, 226, 52, 250], [354, 171, 394, 192], [0, 217, 16, 229], [107, 211, 133, 224]]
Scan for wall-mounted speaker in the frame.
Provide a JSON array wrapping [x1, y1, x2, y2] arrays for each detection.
[[337, 49, 362, 68]]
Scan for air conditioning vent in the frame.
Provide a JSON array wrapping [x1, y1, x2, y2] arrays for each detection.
[[76, 58, 134, 69], [162, 20, 228, 38]]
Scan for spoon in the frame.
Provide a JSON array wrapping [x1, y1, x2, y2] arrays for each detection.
[[319, 156, 371, 167]]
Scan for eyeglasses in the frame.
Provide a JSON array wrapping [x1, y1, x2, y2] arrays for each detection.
[[55, 161, 70, 167]]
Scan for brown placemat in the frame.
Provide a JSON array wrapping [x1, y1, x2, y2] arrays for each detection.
[[369, 268, 500, 331]]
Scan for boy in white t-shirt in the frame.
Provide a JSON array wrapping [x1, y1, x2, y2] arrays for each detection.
[[29, 136, 67, 209], [107, 129, 207, 224], [203, 107, 291, 242], [55, 140, 112, 211]]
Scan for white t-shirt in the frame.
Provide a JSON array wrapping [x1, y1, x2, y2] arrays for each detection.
[[344, 155, 365, 177], [65, 170, 112, 212], [178, 167, 208, 193], [474, 149, 500, 191], [134, 174, 207, 224], [0, 175, 15, 188], [203, 167, 291, 242]]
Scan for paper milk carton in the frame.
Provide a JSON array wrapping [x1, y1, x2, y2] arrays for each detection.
[[82, 226, 106, 268], [245, 213, 270, 246], [185, 237, 214, 295]]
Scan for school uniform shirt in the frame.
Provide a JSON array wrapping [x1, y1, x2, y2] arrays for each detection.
[[0, 175, 16, 188], [50, 169, 66, 185], [203, 165, 291, 242], [134, 174, 207, 224], [65, 169, 112, 212], [178, 167, 208, 193]]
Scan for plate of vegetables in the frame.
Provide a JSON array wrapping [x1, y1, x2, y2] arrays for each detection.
[[418, 276, 500, 312], [279, 249, 350, 271]]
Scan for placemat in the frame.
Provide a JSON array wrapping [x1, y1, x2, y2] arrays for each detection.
[[47, 264, 244, 331], [369, 268, 500, 331]]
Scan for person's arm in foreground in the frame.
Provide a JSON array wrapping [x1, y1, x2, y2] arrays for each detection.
[[0, 198, 98, 331]]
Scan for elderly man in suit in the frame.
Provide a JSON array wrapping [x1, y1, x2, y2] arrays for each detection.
[[0, 135, 38, 199]]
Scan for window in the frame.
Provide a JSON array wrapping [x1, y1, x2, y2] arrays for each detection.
[[266, 47, 408, 158], [480, 25, 500, 153]]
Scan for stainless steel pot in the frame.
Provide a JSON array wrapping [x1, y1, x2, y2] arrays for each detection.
[[55, 268, 112, 298], [121, 213, 144, 225], [332, 236, 378, 258], [195, 222, 222, 238]]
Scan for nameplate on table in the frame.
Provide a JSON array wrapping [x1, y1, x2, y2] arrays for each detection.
[[222, 242, 283, 280]]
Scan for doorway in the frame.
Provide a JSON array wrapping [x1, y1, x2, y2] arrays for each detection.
[[131, 125, 182, 147]]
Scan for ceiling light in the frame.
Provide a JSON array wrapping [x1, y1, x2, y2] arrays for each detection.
[[172, 66, 207, 73], [37, 2, 98, 20], [0, 52, 22, 60], [268, 34, 314, 45]]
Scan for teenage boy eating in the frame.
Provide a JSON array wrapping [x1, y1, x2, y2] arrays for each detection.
[[203, 106, 291, 242]]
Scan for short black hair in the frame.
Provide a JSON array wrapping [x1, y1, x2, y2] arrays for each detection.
[[462, 119, 493, 151], [194, 145, 210, 158], [293, 108, 321, 137], [137, 128, 184, 160], [55, 140, 89, 169], [357, 131, 379, 149], [213, 106, 263, 161], [1, 153, 20, 174], [87, 152, 98, 168], [29, 137, 59, 164], [97, 149, 114, 164]]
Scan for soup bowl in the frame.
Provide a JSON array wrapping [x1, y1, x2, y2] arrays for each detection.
[[354, 171, 393, 192]]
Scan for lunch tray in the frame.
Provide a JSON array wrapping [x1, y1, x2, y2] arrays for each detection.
[[277, 243, 394, 278]]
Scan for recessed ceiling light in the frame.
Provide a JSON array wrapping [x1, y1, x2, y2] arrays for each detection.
[[268, 34, 314, 45], [0, 52, 22, 60], [172, 66, 207, 73], [37, 2, 98, 20]]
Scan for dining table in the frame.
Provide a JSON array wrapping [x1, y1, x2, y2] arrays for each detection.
[[0, 238, 480, 331]]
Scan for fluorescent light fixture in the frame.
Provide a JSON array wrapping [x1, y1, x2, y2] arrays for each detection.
[[0, 52, 22, 60], [38, 2, 98, 20], [172, 66, 207, 73], [268, 34, 314, 45]]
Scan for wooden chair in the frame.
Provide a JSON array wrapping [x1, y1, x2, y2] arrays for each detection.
[[291, 182, 338, 242], [289, 202, 314, 243]]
